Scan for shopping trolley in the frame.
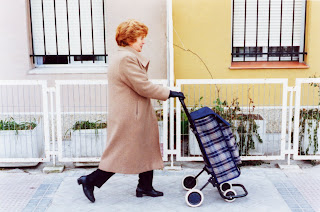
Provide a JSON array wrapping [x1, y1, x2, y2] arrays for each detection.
[[179, 97, 248, 207]]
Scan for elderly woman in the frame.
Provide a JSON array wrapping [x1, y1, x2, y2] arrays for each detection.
[[77, 19, 184, 203]]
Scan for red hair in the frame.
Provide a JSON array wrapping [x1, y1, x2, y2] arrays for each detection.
[[115, 19, 148, 47]]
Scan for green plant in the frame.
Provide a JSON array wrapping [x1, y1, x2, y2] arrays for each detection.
[[211, 92, 263, 156], [310, 160, 320, 166], [65, 120, 107, 137], [294, 75, 320, 155], [178, 89, 263, 156], [155, 100, 163, 121], [297, 108, 320, 155], [0, 117, 37, 135]]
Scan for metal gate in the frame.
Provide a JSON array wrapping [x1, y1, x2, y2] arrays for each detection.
[[0, 80, 50, 163], [175, 79, 288, 161], [55, 80, 169, 162], [293, 78, 320, 160]]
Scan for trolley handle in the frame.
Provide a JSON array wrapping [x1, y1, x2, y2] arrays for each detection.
[[178, 97, 196, 132]]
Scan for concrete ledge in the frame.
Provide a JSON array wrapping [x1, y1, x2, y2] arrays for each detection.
[[278, 164, 301, 170], [164, 165, 182, 171], [0, 162, 39, 168], [43, 166, 65, 174], [28, 66, 108, 74], [74, 162, 99, 167]]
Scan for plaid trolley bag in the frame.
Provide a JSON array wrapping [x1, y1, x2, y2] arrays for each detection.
[[179, 98, 248, 207]]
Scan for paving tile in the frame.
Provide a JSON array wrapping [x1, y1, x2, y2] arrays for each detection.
[[277, 190, 291, 195], [274, 183, 285, 188], [295, 199, 309, 205], [0, 173, 44, 212], [43, 178, 63, 184], [38, 184, 50, 190], [284, 198, 297, 204], [33, 190, 46, 198], [22, 207, 36, 212], [30, 195, 42, 200], [299, 204, 313, 209], [28, 198, 41, 204], [33, 207, 48, 212], [284, 184, 296, 189], [292, 193, 304, 198], [286, 171, 320, 212], [302, 209, 315, 212], [287, 203, 301, 209], [48, 184, 61, 191], [288, 188, 300, 193], [37, 198, 52, 207], [44, 189, 56, 197], [25, 202, 39, 208], [291, 209, 304, 212]]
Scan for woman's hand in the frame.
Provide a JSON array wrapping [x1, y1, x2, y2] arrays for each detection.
[[168, 91, 185, 99]]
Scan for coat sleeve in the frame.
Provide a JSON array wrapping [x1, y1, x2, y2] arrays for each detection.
[[119, 55, 170, 101]]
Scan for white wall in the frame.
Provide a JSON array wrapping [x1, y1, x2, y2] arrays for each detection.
[[0, 0, 167, 83], [0, 1, 31, 80], [106, 0, 168, 79]]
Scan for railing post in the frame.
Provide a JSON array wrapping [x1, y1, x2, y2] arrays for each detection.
[[286, 87, 296, 165], [42, 86, 64, 173], [47, 87, 57, 166], [165, 86, 181, 170]]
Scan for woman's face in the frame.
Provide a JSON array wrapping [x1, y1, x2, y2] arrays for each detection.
[[130, 36, 145, 52]]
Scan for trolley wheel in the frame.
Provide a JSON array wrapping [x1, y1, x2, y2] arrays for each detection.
[[223, 189, 237, 203], [220, 182, 232, 192], [185, 189, 204, 207], [182, 175, 198, 190]]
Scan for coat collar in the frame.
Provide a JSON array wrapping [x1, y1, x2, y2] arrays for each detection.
[[118, 46, 150, 68]]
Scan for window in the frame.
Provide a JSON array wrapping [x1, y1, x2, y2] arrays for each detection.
[[232, 0, 307, 62], [29, 0, 107, 66]]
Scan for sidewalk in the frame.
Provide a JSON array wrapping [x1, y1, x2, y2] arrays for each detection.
[[0, 163, 319, 212]]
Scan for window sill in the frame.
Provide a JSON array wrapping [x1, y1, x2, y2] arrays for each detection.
[[229, 61, 309, 70], [28, 66, 108, 74]]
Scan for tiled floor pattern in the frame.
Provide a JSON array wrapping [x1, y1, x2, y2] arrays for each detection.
[[46, 168, 292, 212], [0, 167, 317, 212], [22, 174, 66, 212], [264, 168, 316, 212], [286, 170, 320, 212], [0, 173, 44, 212]]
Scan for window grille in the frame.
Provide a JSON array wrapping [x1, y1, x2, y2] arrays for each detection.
[[29, 0, 107, 66], [232, 0, 307, 62]]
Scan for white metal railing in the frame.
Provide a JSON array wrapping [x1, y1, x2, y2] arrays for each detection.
[[0, 80, 50, 163], [293, 78, 320, 160], [175, 79, 288, 161], [55, 80, 169, 162], [1, 78, 320, 166]]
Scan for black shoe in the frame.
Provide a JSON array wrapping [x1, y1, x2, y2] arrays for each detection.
[[77, 176, 95, 203], [136, 187, 164, 197]]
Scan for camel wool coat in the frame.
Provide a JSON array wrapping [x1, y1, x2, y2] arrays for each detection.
[[98, 46, 170, 174]]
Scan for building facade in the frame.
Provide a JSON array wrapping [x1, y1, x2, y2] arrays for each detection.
[[0, 0, 168, 84]]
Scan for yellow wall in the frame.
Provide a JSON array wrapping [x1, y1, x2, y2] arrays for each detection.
[[173, 0, 320, 87]]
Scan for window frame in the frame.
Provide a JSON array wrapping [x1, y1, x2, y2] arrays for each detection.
[[28, 0, 108, 73], [230, 0, 308, 66]]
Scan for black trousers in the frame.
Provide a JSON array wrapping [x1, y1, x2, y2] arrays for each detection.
[[86, 169, 154, 190]]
